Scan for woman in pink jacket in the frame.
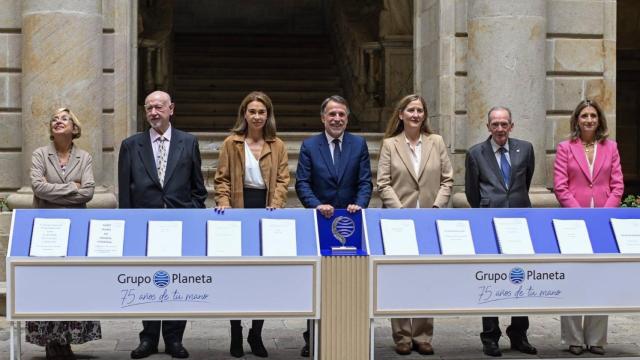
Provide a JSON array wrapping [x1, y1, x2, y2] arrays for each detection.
[[553, 99, 624, 355]]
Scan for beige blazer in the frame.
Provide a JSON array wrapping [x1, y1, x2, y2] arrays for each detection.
[[30, 144, 95, 208], [377, 132, 453, 208]]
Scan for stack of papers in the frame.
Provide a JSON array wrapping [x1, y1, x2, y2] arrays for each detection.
[[380, 219, 419, 255], [436, 220, 475, 255]]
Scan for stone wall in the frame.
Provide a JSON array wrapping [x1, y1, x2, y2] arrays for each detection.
[[417, 0, 616, 206], [0, 0, 133, 206]]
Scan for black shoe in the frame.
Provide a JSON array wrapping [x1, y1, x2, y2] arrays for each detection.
[[230, 326, 244, 358], [165, 342, 189, 359], [483, 341, 502, 357], [508, 337, 537, 355], [248, 328, 269, 357], [61, 344, 76, 360], [300, 344, 310, 357], [131, 340, 158, 359]]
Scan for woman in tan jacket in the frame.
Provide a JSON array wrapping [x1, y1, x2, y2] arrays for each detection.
[[28, 108, 99, 359], [377, 94, 453, 356], [214, 91, 289, 358]]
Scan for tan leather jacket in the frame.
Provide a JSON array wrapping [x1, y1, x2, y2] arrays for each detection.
[[214, 134, 289, 208]]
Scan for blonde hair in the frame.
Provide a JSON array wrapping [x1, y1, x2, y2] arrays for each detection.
[[230, 91, 277, 140], [383, 94, 432, 139], [49, 108, 82, 140]]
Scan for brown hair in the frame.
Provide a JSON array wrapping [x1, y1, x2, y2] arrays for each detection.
[[383, 94, 432, 139], [49, 108, 82, 140], [569, 99, 608, 141], [230, 91, 277, 140]]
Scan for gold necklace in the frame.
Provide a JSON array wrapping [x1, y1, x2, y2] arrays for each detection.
[[582, 141, 595, 153]]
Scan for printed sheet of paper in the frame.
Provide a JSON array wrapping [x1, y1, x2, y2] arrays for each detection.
[[436, 220, 475, 255], [87, 220, 125, 257], [207, 220, 242, 256], [611, 218, 640, 254], [380, 219, 419, 255], [552, 219, 593, 254], [493, 217, 535, 254], [261, 218, 297, 256], [147, 221, 182, 256], [30, 218, 71, 257]]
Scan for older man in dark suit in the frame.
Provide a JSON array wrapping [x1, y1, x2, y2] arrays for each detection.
[[118, 91, 207, 359], [465, 106, 537, 357], [295, 95, 373, 357]]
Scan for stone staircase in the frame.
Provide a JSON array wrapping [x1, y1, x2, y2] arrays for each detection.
[[172, 33, 357, 132], [195, 132, 383, 208]]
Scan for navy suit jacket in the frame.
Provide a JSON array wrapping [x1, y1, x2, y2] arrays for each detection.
[[118, 127, 207, 209], [465, 137, 534, 208], [295, 132, 372, 208]]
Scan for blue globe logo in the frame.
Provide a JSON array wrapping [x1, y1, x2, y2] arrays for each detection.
[[509, 267, 525, 284], [153, 270, 170, 288], [332, 216, 356, 245]]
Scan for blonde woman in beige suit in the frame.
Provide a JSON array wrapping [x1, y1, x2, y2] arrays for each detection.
[[31, 108, 95, 209], [377, 94, 453, 356], [28, 108, 99, 359]]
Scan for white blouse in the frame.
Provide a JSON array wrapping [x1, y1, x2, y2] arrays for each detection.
[[243, 141, 266, 189]]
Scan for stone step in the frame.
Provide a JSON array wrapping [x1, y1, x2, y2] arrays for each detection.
[[174, 67, 338, 78], [173, 33, 344, 132], [174, 90, 336, 103], [175, 46, 332, 58], [175, 56, 335, 69], [174, 33, 330, 47], [173, 77, 341, 91], [177, 103, 320, 115], [174, 115, 323, 131]]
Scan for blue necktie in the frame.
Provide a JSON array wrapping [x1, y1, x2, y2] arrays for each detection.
[[332, 138, 341, 170], [499, 147, 510, 188]]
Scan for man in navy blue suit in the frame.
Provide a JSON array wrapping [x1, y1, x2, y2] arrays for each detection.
[[295, 95, 372, 356]]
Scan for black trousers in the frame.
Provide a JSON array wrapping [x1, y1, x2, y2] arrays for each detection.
[[229, 187, 268, 332], [480, 316, 529, 344], [139, 320, 186, 345]]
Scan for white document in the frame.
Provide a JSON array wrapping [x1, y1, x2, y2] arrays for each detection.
[[436, 220, 475, 255], [207, 220, 242, 256], [261, 218, 297, 256], [493, 218, 535, 254], [611, 218, 640, 254], [552, 219, 593, 254], [87, 220, 125, 257], [147, 221, 182, 256], [380, 219, 419, 255], [30, 218, 71, 257]]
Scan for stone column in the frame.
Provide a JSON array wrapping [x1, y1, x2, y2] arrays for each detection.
[[466, 0, 547, 187], [8, 0, 115, 208]]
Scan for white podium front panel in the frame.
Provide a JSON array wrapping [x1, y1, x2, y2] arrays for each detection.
[[8, 257, 318, 320], [372, 255, 640, 317]]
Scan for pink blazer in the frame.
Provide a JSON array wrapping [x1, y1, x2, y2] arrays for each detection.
[[553, 139, 624, 208]]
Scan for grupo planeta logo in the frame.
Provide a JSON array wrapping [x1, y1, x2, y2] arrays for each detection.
[[509, 267, 525, 284], [331, 216, 356, 246], [153, 270, 170, 288]]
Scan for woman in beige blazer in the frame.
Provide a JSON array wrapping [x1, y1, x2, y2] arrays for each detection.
[[377, 94, 453, 355], [27, 108, 99, 359]]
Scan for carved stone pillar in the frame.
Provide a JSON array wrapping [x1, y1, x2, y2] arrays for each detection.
[[466, 0, 547, 186], [8, 0, 115, 208]]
